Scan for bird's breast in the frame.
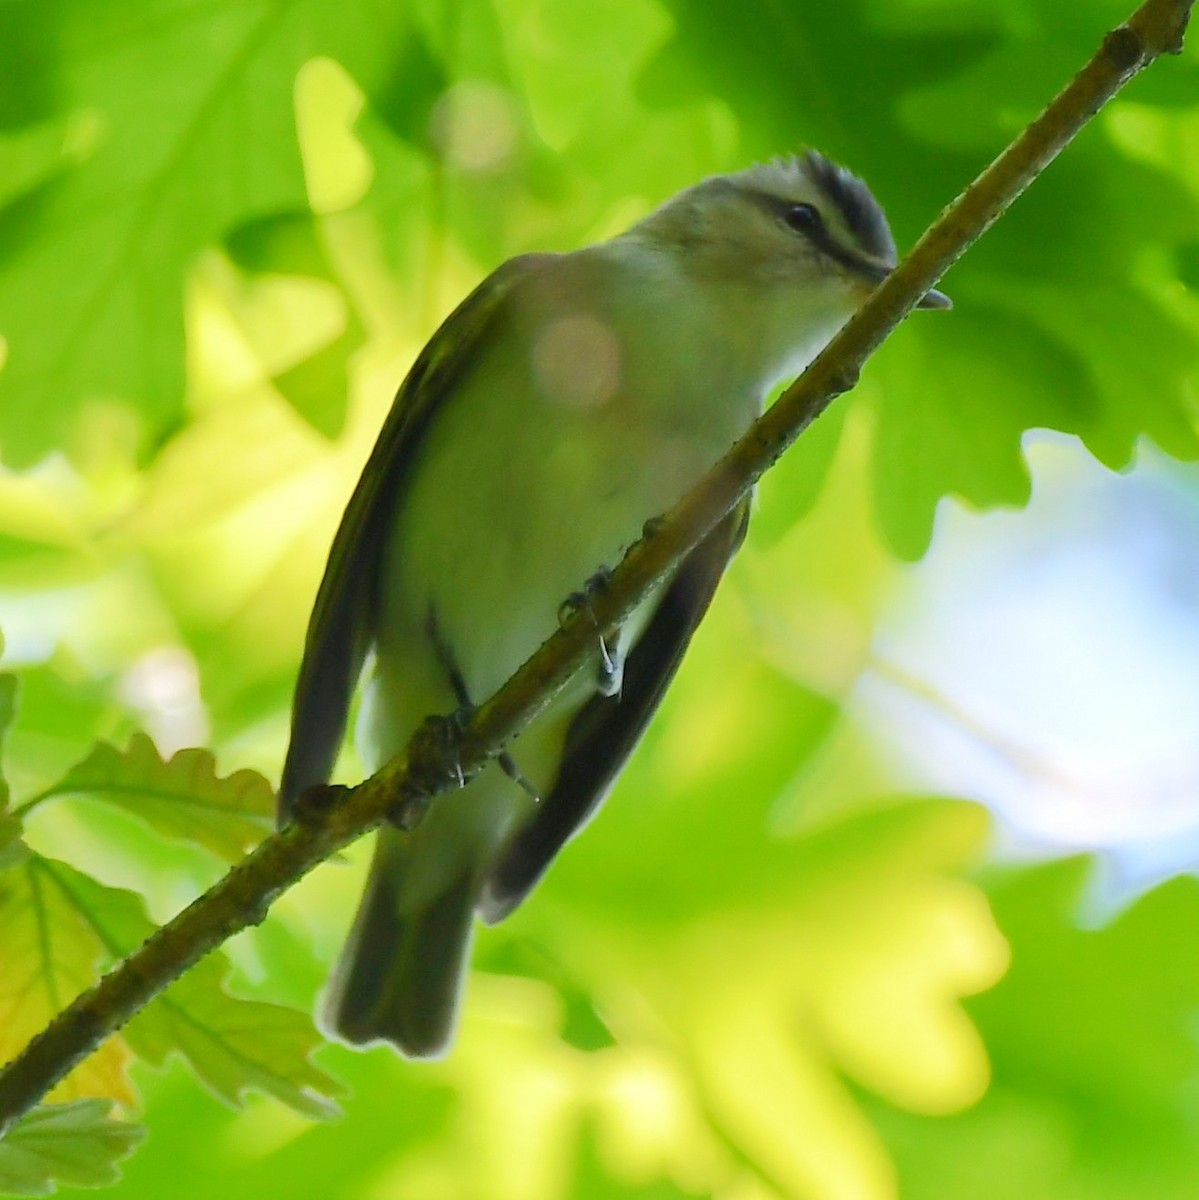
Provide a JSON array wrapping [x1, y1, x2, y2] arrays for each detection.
[[374, 273, 760, 725]]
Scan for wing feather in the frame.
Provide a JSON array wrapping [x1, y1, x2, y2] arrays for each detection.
[[278, 254, 553, 819], [481, 501, 751, 920]]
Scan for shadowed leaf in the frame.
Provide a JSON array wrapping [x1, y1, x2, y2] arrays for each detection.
[[42, 734, 275, 862]]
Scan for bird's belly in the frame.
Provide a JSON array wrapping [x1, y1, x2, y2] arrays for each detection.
[[380, 399, 732, 709], [358, 393, 673, 868], [356, 327, 756, 901]]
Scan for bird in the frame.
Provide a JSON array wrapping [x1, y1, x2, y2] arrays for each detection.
[[278, 150, 950, 1058]]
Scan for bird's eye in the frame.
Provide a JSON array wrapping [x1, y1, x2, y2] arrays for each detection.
[[783, 203, 821, 234]]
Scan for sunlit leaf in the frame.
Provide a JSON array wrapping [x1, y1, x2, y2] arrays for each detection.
[[0, 1100, 144, 1196], [556, 800, 1004, 1200], [483, 617, 1006, 1196], [0, 0, 420, 465], [48, 862, 342, 1120], [0, 853, 341, 1120], [40, 733, 275, 862], [0, 857, 137, 1107], [0, 468, 100, 590]]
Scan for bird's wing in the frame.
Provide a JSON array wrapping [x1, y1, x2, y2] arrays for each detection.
[[481, 500, 751, 921], [278, 253, 553, 820]]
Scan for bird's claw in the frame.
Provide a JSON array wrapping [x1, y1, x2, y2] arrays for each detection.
[[499, 750, 542, 803], [559, 566, 624, 696], [385, 705, 475, 828], [595, 633, 622, 697], [558, 565, 614, 628], [442, 705, 475, 788]]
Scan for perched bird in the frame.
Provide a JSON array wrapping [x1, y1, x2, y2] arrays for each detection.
[[279, 151, 950, 1058]]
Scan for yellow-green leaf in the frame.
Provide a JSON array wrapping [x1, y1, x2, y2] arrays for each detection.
[[33, 857, 342, 1120], [0, 857, 137, 1107]]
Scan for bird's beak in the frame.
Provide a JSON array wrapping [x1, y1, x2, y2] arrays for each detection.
[[855, 257, 952, 310], [916, 285, 953, 310]]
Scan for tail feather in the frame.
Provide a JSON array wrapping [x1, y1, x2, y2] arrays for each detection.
[[324, 850, 477, 1059]]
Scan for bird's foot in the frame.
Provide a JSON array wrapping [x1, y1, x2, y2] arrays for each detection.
[[559, 566, 624, 697], [437, 705, 475, 790], [386, 706, 475, 828], [559, 564, 615, 627]]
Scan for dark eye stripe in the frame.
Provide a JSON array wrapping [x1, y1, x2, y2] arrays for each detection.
[[744, 189, 890, 285], [741, 187, 889, 284]]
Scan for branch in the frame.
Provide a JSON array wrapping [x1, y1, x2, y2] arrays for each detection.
[[0, 0, 1190, 1138]]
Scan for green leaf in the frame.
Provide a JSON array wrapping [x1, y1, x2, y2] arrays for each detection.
[[0, 812, 25, 870], [0, 671, 17, 810], [35, 857, 343, 1120], [870, 311, 1075, 559], [0, 672, 16, 742], [870, 859, 1199, 1199], [42, 733, 275, 862], [753, 400, 848, 546], [975, 860, 1199, 1120], [2, 643, 19, 830], [507, 631, 1007, 1196], [0, 0, 420, 465], [0, 1100, 144, 1196], [125, 961, 344, 1123]]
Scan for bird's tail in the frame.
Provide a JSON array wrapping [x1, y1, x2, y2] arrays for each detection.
[[323, 833, 478, 1059]]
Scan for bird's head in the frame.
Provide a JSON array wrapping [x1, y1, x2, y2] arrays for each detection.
[[628, 151, 950, 387]]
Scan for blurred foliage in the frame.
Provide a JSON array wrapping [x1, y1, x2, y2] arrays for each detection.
[[869, 860, 1199, 1199], [0, 0, 1197, 1195], [0, 1101, 143, 1196]]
